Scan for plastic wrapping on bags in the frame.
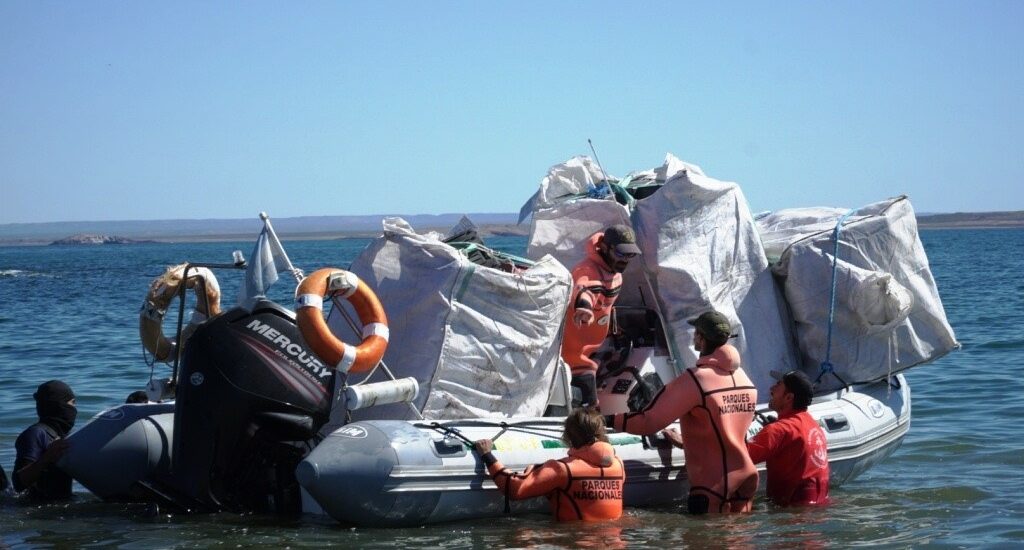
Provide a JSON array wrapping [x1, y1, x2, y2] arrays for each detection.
[[763, 197, 959, 391], [630, 154, 801, 392], [525, 154, 800, 394], [328, 217, 571, 420]]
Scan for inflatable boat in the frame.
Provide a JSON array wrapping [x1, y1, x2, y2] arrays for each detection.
[[59, 152, 956, 526], [297, 375, 909, 526], [60, 293, 910, 524], [63, 367, 908, 524]]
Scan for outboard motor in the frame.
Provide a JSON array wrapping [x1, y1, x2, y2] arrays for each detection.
[[154, 298, 334, 514]]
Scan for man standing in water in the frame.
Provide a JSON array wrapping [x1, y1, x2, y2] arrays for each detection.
[[607, 310, 759, 514], [561, 224, 641, 409], [13, 380, 77, 501], [746, 369, 829, 507]]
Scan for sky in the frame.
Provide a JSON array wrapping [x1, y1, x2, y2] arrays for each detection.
[[1, 1, 1021, 224]]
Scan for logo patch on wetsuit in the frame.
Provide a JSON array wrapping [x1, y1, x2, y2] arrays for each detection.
[[809, 426, 828, 469], [719, 392, 755, 414], [571, 479, 623, 500], [190, 372, 204, 386]]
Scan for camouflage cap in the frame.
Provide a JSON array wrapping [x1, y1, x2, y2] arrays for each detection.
[[687, 310, 733, 342]]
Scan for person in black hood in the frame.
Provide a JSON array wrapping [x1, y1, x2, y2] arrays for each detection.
[[13, 380, 77, 500]]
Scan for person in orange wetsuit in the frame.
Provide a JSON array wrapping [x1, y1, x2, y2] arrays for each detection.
[[473, 407, 625, 521], [747, 369, 829, 507], [561, 225, 641, 408], [607, 310, 758, 514]]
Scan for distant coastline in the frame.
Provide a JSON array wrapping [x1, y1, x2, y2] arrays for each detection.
[[0, 211, 1020, 246]]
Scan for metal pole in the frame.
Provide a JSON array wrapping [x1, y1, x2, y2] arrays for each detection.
[[333, 297, 424, 420], [587, 138, 614, 200]]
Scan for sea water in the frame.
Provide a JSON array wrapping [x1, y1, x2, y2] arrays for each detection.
[[0, 230, 1022, 548]]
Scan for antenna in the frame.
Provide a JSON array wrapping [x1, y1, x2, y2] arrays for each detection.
[[587, 139, 613, 199]]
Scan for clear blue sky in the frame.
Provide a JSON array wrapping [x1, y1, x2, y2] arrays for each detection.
[[1, 2, 1021, 224]]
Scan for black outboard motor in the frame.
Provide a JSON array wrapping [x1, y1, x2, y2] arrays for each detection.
[[157, 298, 334, 514]]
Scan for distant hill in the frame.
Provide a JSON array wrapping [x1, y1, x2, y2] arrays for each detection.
[[1, 210, 1020, 246], [0, 213, 522, 245], [915, 211, 1024, 228]]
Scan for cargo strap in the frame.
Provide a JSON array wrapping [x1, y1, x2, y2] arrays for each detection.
[[429, 422, 517, 514], [428, 422, 475, 448], [818, 209, 856, 387]]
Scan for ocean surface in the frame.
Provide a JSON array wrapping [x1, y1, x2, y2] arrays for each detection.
[[1, 229, 1022, 548]]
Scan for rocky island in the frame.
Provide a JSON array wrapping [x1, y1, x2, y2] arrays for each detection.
[[50, 234, 152, 245]]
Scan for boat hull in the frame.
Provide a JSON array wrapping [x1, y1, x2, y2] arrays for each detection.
[[297, 374, 910, 526], [61, 375, 908, 524]]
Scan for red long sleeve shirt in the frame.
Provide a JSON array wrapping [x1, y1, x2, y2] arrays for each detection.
[[747, 410, 829, 506]]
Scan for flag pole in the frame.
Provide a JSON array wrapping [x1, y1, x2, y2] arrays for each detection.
[[259, 211, 304, 283]]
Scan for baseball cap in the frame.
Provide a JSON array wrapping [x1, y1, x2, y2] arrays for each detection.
[[769, 369, 814, 409], [687, 310, 733, 342], [603, 225, 641, 256]]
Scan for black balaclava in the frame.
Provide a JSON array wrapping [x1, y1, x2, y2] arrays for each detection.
[[34, 380, 77, 437], [598, 244, 630, 273]]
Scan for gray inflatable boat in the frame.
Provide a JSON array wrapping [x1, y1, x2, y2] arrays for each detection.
[[61, 369, 909, 525]]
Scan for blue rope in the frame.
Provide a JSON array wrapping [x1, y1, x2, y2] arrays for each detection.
[[818, 209, 857, 384]]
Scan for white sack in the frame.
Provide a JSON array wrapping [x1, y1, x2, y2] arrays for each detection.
[[526, 154, 800, 395], [631, 154, 800, 393], [755, 206, 853, 263], [329, 218, 571, 420], [765, 196, 959, 391]]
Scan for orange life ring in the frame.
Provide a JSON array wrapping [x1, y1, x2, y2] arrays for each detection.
[[139, 264, 221, 362], [295, 268, 389, 374]]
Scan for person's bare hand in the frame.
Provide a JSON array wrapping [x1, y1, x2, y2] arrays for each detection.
[[662, 428, 684, 449], [473, 439, 494, 455], [574, 308, 595, 327]]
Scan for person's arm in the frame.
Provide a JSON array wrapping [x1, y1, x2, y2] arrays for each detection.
[[474, 439, 566, 500], [610, 373, 700, 435], [488, 460, 566, 500], [570, 266, 600, 326], [13, 436, 68, 492], [746, 423, 780, 465]]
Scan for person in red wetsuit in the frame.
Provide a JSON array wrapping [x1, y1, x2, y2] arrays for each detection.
[[747, 369, 829, 507], [608, 310, 759, 514], [473, 407, 625, 521], [561, 225, 641, 408]]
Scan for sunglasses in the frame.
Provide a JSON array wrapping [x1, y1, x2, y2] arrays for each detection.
[[609, 248, 638, 260]]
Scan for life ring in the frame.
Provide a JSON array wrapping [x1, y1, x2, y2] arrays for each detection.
[[295, 268, 389, 374], [139, 264, 221, 362]]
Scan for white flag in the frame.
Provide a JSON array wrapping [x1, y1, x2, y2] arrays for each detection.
[[238, 222, 296, 305]]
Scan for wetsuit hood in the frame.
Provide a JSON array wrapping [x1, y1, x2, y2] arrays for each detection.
[[567, 441, 616, 468], [584, 232, 628, 274], [696, 343, 741, 373], [34, 380, 76, 437]]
